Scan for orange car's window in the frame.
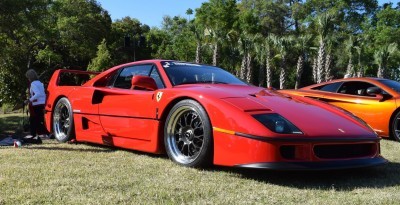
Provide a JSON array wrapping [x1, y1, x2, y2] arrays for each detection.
[[338, 82, 376, 97], [313, 82, 342, 92]]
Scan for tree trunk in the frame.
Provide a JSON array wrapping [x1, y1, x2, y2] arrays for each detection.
[[240, 53, 247, 80], [377, 64, 384, 78], [325, 53, 332, 81], [317, 38, 325, 83], [212, 43, 218, 66], [357, 50, 363, 77], [258, 59, 265, 87], [312, 58, 317, 83], [345, 54, 353, 78], [195, 41, 201, 64], [295, 55, 304, 89], [246, 52, 252, 84], [279, 57, 286, 89], [357, 67, 364, 77], [266, 55, 272, 88]]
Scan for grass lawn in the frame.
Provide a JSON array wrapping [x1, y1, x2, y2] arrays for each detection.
[[1, 113, 400, 204]]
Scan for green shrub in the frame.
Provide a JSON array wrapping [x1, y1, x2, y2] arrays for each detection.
[[1, 103, 13, 114]]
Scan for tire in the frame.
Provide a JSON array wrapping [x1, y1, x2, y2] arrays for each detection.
[[164, 99, 213, 168], [391, 110, 400, 141], [52, 97, 75, 142]]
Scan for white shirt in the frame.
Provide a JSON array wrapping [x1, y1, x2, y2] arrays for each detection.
[[29, 80, 46, 106]]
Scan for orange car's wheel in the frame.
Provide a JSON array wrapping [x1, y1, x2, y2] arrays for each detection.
[[391, 111, 400, 141], [53, 97, 75, 142], [164, 99, 213, 168]]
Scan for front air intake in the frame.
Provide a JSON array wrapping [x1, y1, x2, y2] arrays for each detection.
[[314, 143, 376, 159]]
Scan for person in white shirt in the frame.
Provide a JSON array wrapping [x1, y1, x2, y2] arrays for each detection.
[[25, 69, 50, 143]]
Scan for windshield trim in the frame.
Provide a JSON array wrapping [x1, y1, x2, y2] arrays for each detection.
[[161, 61, 246, 86]]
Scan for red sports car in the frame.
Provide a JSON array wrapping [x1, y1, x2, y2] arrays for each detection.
[[44, 60, 386, 170]]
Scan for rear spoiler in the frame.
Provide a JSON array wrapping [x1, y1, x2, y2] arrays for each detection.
[[53, 69, 100, 86]]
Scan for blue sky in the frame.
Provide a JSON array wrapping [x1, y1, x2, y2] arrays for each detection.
[[97, 0, 399, 28], [97, 0, 206, 27]]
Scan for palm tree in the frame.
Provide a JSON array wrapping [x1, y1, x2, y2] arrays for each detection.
[[355, 44, 363, 77], [191, 22, 204, 64], [312, 58, 317, 83], [253, 34, 273, 87], [238, 32, 254, 83], [226, 30, 240, 75], [246, 49, 253, 83], [355, 35, 372, 77], [254, 34, 265, 86], [344, 35, 356, 78], [205, 28, 224, 66], [265, 36, 274, 88], [324, 50, 333, 80], [374, 43, 398, 78], [254, 34, 274, 88], [195, 0, 238, 67], [271, 35, 293, 89], [315, 12, 335, 83], [324, 39, 335, 81], [186, 8, 193, 21], [238, 35, 248, 80], [294, 35, 312, 89]]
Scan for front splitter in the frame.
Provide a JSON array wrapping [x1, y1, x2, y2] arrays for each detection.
[[235, 157, 388, 171]]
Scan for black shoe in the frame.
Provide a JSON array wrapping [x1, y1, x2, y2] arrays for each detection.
[[49, 134, 55, 139], [35, 137, 42, 144]]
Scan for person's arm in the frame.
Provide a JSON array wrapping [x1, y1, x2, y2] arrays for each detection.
[[29, 82, 45, 102]]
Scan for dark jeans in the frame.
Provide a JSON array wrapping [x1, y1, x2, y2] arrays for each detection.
[[29, 104, 49, 136]]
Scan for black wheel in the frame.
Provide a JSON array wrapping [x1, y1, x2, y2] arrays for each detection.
[[391, 110, 400, 141], [53, 97, 75, 142], [164, 99, 213, 167]]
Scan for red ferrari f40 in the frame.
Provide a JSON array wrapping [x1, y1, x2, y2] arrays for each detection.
[[44, 60, 386, 170]]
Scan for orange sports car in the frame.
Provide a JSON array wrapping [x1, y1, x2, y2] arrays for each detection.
[[280, 77, 400, 141]]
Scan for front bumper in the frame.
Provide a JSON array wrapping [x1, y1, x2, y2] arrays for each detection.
[[235, 156, 388, 170]]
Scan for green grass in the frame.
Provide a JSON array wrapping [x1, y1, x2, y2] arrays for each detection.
[[1, 113, 400, 204]]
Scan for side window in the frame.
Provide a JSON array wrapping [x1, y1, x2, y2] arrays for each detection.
[[337, 81, 375, 96], [105, 71, 119, 87], [312, 82, 342, 92], [150, 67, 165, 89], [113, 65, 153, 89]]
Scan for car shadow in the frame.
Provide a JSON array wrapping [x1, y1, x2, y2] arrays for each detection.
[[22, 141, 165, 158], [212, 162, 400, 190], [23, 145, 117, 153]]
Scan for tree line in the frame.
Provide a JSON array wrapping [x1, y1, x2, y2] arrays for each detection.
[[1, 0, 399, 105]]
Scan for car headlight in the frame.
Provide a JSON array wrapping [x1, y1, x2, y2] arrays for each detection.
[[253, 113, 303, 134]]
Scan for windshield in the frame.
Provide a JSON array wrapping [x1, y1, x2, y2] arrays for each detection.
[[161, 61, 246, 86], [378, 79, 400, 93]]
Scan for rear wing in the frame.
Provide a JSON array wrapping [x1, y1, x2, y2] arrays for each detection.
[[52, 69, 100, 86]]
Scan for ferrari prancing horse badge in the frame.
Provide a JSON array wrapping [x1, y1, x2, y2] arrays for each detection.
[[156, 92, 163, 102]]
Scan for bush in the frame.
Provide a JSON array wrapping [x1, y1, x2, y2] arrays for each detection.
[[1, 103, 13, 114]]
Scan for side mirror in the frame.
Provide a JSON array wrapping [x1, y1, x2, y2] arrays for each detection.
[[366, 87, 384, 101], [366, 87, 382, 95], [131, 75, 157, 91]]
